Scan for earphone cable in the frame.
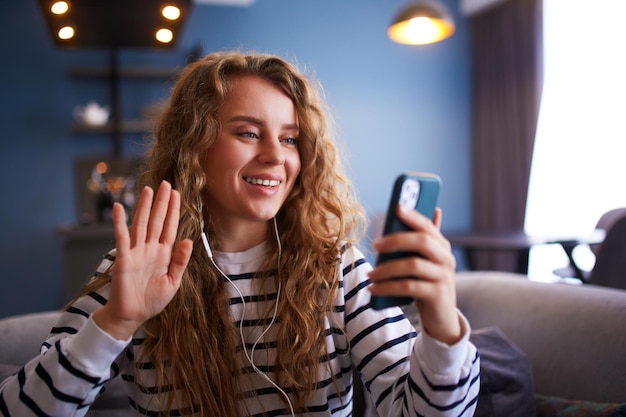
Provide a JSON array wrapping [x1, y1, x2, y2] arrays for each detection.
[[200, 218, 295, 416]]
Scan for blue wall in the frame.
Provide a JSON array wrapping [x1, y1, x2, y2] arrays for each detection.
[[0, 0, 472, 318]]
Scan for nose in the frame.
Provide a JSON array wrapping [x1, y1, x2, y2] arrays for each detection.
[[258, 138, 285, 165]]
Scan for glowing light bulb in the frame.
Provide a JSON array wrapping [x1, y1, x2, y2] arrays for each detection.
[[96, 162, 109, 174], [51, 1, 69, 15], [156, 28, 173, 43], [58, 26, 75, 40], [407, 17, 438, 44], [162, 5, 181, 20]]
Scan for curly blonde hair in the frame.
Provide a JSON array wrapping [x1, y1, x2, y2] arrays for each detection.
[[80, 50, 366, 416]]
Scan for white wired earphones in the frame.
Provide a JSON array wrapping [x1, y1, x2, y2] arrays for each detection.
[[201, 218, 295, 417]]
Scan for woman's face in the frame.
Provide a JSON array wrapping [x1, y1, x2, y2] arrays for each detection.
[[203, 75, 301, 231]]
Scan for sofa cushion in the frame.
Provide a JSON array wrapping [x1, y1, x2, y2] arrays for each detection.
[[471, 327, 535, 417]]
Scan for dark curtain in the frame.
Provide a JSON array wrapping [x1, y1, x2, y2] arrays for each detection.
[[469, 0, 544, 271]]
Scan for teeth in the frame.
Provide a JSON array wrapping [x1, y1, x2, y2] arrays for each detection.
[[245, 177, 280, 187]]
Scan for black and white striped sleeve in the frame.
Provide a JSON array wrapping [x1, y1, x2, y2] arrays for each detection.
[[0, 254, 131, 417]]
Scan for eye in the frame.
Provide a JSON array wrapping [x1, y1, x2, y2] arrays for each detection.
[[238, 130, 258, 139], [281, 137, 298, 146]]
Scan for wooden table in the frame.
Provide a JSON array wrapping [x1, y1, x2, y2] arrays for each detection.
[[445, 229, 606, 279]]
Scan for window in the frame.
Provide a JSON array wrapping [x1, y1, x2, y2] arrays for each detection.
[[524, 0, 626, 281]]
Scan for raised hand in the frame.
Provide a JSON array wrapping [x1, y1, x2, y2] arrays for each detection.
[[93, 181, 193, 341], [368, 206, 462, 345]]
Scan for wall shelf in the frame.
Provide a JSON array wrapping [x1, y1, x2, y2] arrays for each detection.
[[69, 66, 180, 79], [69, 49, 178, 156], [71, 119, 154, 134]]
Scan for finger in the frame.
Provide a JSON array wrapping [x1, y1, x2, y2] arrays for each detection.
[[433, 208, 443, 229], [146, 181, 172, 242], [395, 206, 438, 237], [368, 273, 436, 301], [112, 202, 130, 254], [131, 186, 154, 247], [369, 255, 443, 284], [160, 189, 181, 245], [369, 275, 424, 296], [369, 260, 453, 298], [375, 231, 450, 266], [395, 206, 449, 248], [168, 239, 193, 283]]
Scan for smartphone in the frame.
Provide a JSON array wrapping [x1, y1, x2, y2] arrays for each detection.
[[370, 172, 441, 310]]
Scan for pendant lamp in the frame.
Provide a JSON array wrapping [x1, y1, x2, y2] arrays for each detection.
[[388, 0, 455, 45]]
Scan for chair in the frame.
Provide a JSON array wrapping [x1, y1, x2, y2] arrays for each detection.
[[553, 207, 626, 282], [587, 215, 626, 290]]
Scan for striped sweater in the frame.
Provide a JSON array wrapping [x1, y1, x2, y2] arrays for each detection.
[[0, 243, 480, 416]]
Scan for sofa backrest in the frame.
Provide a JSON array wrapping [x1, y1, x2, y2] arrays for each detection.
[[456, 271, 626, 404], [0, 310, 61, 365]]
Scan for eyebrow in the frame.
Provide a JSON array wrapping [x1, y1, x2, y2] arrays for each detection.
[[227, 115, 299, 132]]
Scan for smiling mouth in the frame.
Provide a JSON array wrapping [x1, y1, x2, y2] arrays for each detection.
[[244, 177, 281, 187]]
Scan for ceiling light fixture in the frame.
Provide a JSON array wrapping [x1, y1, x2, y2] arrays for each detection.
[[38, 0, 191, 48], [58, 25, 75, 40], [156, 28, 174, 44], [162, 5, 181, 20], [388, 0, 455, 45], [50, 1, 70, 15]]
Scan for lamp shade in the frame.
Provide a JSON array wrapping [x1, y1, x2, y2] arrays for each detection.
[[388, 0, 455, 45]]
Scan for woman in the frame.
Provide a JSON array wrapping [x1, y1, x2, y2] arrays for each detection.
[[0, 51, 479, 416]]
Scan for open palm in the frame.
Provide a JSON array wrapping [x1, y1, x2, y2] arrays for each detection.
[[93, 181, 193, 340]]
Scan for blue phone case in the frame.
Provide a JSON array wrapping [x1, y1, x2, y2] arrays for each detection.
[[370, 172, 441, 309]]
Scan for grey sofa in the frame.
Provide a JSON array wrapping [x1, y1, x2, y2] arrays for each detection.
[[2, 271, 626, 415], [456, 271, 626, 405]]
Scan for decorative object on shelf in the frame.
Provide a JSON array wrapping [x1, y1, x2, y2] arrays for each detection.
[[388, 0, 455, 45], [88, 160, 136, 223], [67, 59, 180, 157], [37, 0, 192, 48], [68, 66, 179, 140], [74, 156, 140, 225], [72, 101, 110, 126]]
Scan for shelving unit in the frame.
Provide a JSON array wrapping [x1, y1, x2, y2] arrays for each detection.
[[69, 66, 180, 79], [69, 48, 180, 157], [70, 119, 153, 135]]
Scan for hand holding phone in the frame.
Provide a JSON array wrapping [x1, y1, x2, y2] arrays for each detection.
[[370, 172, 441, 310]]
